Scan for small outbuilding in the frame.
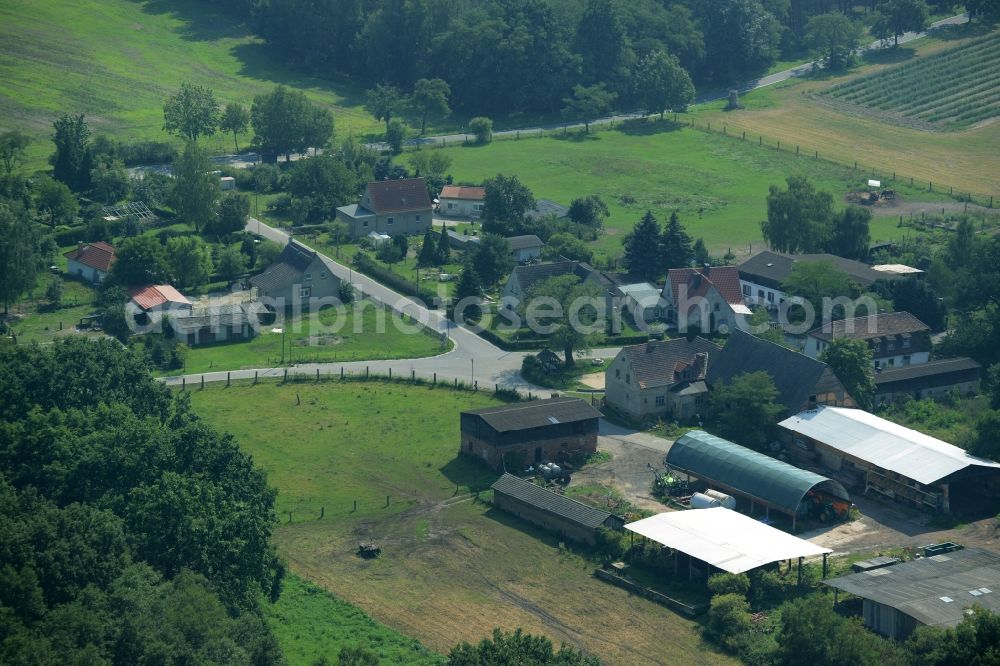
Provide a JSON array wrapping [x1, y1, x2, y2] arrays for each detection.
[[64, 241, 116, 284], [625, 508, 832, 579], [875, 357, 981, 404], [665, 430, 850, 529], [460, 397, 600, 470], [824, 547, 1000, 640], [491, 473, 623, 545], [506, 234, 544, 263]]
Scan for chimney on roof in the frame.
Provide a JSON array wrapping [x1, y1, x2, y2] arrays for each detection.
[[646, 340, 656, 352], [703, 263, 711, 274], [77, 241, 83, 254], [694, 351, 709, 379]]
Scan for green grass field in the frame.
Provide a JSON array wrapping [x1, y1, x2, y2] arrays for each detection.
[[154, 298, 450, 376], [695, 26, 1000, 197], [820, 33, 1000, 131], [437, 121, 948, 259], [0, 0, 380, 166], [5, 278, 100, 344], [266, 574, 443, 665], [191, 381, 734, 665]]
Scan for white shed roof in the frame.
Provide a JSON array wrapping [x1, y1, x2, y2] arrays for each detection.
[[624, 508, 830, 574], [779, 406, 1000, 485]]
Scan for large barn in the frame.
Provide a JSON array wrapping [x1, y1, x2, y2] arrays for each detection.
[[665, 430, 850, 529], [825, 548, 1000, 640], [460, 397, 600, 471], [779, 406, 1000, 512]]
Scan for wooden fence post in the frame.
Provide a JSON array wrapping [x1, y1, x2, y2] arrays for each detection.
[[433, 372, 437, 385], [283, 368, 287, 382], [226, 372, 231, 387], [316, 368, 320, 381], [366, 366, 369, 378], [254, 371, 258, 384]]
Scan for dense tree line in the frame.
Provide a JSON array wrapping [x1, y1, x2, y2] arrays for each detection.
[[0, 339, 285, 663], [199, 0, 924, 119]]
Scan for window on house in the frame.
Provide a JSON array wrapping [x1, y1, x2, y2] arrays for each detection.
[[320, 271, 327, 279], [625, 374, 630, 385], [888, 358, 895, 367], [616, 369, 620, 379], [714, 303, 720, 311], [767, 292, 774, 303], [475, 204, 484, 211], [299, 287, 311, 298], [742, 284, 750, 296], [887, 340, 895, 351], [416, 214, 421, 222], [758, 290, 764, 299], [305, 272, 312, 281], [387, 216, 394, 225], [903, 355, 911, 365], [903, 337, 911, 348], [655, 395, 665, 407], [448, 202, 455, 209], [363, 220, 369, 227]]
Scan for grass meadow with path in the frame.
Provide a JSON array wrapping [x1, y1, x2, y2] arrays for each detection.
[[190, 380, 735, 666], [438, 121, 950, 260]]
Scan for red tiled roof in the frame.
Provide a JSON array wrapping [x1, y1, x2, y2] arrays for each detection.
[[128, 284, 192, 310], [667, 266, 744, 308], [366, 178, 433, 214], [440, 185, 485, 201], [63, 241, 116, 272]]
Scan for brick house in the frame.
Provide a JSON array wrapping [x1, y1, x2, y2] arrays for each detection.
[[460, 397, 600, 470], [336, 177, 433, 239], [604, 337, 722, 422]]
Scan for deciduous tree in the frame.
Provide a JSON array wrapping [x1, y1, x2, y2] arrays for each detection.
[[163, 83, 220, 142], [171, 142, 219, 233], [34, 175, 78, 227], [806, 13, 864, 70], [708, 371, 782, 449], [166, 236, 213, 289], [568, 195, 609, 229], [561, 84, 617, 132], [633, 50, 695, 118], [471, 233, 513, 289], [220, 102, 250, 153], [468, 116, 493, 144], [448, 628, 600, 666], [0, 201, 39, 314], [50, 113, 93, 192], [525, 274, 605, 366], [543, 232, 593, 263], [0, 130, 29, 178], [763, 175, 834, 253], [365, 83, 406, 132], [482, 174, 535, 235], [871, 0, 929, 47], [110, 235, 171, 286], [216, 244, 247, 282], [411, 78, 451, 134], [251, 85, 334, 161], [828, 206, 871, 260], [212, 191, 250, 236], [821, 338, 876, 409]]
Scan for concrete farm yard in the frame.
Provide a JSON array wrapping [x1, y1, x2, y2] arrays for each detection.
[[190, 381, 734, 666]]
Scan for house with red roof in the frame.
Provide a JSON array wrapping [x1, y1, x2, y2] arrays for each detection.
[[127, 284, 193, 314], [438, 184, 485, 218], [661, 266, 751, 334], [335, 177, 433, 239], [64, 241, 116, 284]]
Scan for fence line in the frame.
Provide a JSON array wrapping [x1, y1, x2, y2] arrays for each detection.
[[423, 115, 997, 210]]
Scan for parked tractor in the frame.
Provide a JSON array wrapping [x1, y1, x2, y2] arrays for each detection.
[[358, 542, 381, 558]]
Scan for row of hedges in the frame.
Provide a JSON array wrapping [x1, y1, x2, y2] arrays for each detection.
[[352, 252, 440, 305]]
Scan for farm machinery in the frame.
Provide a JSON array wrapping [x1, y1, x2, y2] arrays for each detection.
[[357, 542, 381, 558]]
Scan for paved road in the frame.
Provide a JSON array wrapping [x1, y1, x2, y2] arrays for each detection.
[[163, 218, 622, 391], [132, 12, 970, 176]]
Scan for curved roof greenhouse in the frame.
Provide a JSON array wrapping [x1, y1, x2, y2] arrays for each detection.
[[666, 430, 848, 516]]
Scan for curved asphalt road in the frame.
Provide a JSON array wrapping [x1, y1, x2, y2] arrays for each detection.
[[162, 218, 622, 392]]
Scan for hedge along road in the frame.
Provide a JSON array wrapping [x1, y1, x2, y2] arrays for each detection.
[[159, 217, 622, 392]]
